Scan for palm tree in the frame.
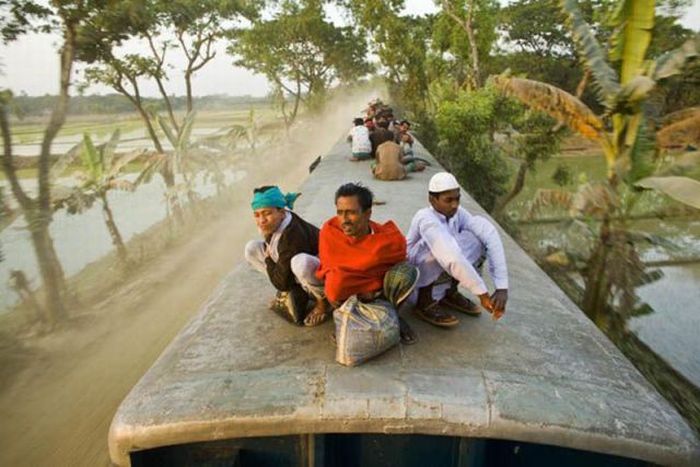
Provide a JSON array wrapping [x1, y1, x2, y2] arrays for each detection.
[[493, 0, 699, 328], [54, 130, 144, 265]]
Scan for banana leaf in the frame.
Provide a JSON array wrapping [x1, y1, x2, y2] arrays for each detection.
[[81, 133, 101, 179], [561, 0, 620, 106], [608, 0, 655, 86], [102, 128, 121, 171], [653, 34, 700, 80], [49, 141, 82, 182], [635, 176, 700, 209]]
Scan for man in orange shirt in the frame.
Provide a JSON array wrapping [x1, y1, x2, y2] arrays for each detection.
[[316, 183, 419, 343]]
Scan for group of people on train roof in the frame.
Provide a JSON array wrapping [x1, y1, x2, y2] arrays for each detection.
[[348, 98, 427, 181], [244, 99, 508, 346]]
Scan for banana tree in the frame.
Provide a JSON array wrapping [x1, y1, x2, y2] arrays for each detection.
[[138, 110, 229, 215], [493, 0, 700, 327], [53, 130, 144, 265], [135, 110, 196, 219]]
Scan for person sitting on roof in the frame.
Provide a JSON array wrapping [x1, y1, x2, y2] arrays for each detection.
[[396, 120, 415, 156], [407, 172, 508, 327], [244, 185, 328, 326], [347, 117, 372, 161], [371, 140, 425, 181], [315, 182, 419, 343], [370, 117, 397, 158]]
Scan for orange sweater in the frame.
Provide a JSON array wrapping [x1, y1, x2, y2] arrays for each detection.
[[316, 217, 407, 303]]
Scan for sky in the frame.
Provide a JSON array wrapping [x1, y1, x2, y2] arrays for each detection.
[[0, 0, 697, 98]]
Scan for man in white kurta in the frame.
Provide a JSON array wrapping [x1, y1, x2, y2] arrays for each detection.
[[407, 172, 508, 327]]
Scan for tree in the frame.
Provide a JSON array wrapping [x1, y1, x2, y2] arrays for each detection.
[[343, 0, 433, 114], [435, 0, 499, 90], [84, 55, 166, 153], [433, 85, 512, 211], [230, 0, 370, 128], [1, 1, 135, 323], [156, 0, 262, 113], [494, 0, 700, 327], [84, 0, 261, 216], [492, 112, 563, 217]]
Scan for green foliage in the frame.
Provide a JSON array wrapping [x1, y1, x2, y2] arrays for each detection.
[[342, 1, 431, 113], [434, 86, 512, 211], [0, 0, 52, 43], [230, 0, 370, 113], [561, 0, 621, 107], [513, 111, 561, 167], [433, 0, 499, 60], [501, 0, 573, 58], [552, 163, 574, 186], [10, 94, 270, 117]]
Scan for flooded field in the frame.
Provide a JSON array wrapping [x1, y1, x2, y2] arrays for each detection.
[[0, 170, 245, 311], [5, 107, 276, 156]]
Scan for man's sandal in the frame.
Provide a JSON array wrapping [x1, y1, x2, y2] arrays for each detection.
[[414, 303, 459, 328], [304, 300, 331, 327]]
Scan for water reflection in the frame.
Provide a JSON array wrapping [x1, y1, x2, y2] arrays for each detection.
[[519, 218, 700, 387], [0, 170, 245, 311], [631, 264, 700, 387]]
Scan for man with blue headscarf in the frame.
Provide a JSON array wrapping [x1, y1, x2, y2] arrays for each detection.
[[244, 185, 329, 326]]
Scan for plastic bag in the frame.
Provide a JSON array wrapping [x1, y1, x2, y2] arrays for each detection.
[[334, 295, 400, 367]]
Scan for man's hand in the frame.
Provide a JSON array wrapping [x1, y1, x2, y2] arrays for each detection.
[[478, 293, 494, 313], [489, 289, 508, 320]]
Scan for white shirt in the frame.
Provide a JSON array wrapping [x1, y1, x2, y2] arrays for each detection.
[[348, 125, 371, 154], [406, 206, 508, 295], [266, 210, 292, 262]]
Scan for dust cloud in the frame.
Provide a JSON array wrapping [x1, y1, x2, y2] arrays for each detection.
[[0, 83, 384, 467]]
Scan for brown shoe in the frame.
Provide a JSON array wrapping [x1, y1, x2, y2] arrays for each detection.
[[414, 302, 459, 328], [414, 285, 459, 328], [440, 290, 481, 316]]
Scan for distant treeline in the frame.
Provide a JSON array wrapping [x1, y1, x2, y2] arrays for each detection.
[[12, 94, 271, 117]]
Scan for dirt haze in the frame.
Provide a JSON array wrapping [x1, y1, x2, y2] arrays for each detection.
[[0, 86, 382, 466]]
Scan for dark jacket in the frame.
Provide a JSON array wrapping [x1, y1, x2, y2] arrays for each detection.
[[264, 212, 320, 291], [370, 127, 395, 157]]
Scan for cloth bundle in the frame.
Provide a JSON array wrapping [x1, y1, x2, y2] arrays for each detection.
[[333, 295, 400, 367]]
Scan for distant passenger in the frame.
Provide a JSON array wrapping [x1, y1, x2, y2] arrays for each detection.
[[364, 117, 375, 132], [244, 186, 328, 326], [407, 172, 508, 327], [316, 183, 418, 343], [347, 117, 372, 161], [369, 118, 395, 158], [371, 140, 425, 181], [396, 120, 414, 156], [372, 141, 406, 181]]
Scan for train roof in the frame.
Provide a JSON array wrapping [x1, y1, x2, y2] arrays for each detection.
[[109, 137, 700, 466]]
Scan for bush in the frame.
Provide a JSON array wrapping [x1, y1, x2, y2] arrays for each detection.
[[433, 86, 512, 211]]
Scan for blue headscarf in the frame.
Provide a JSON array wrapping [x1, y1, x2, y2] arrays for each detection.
[[251, 186, 300, 210]]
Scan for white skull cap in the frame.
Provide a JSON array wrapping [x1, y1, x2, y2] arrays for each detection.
[[428, 172, 460, 193]]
